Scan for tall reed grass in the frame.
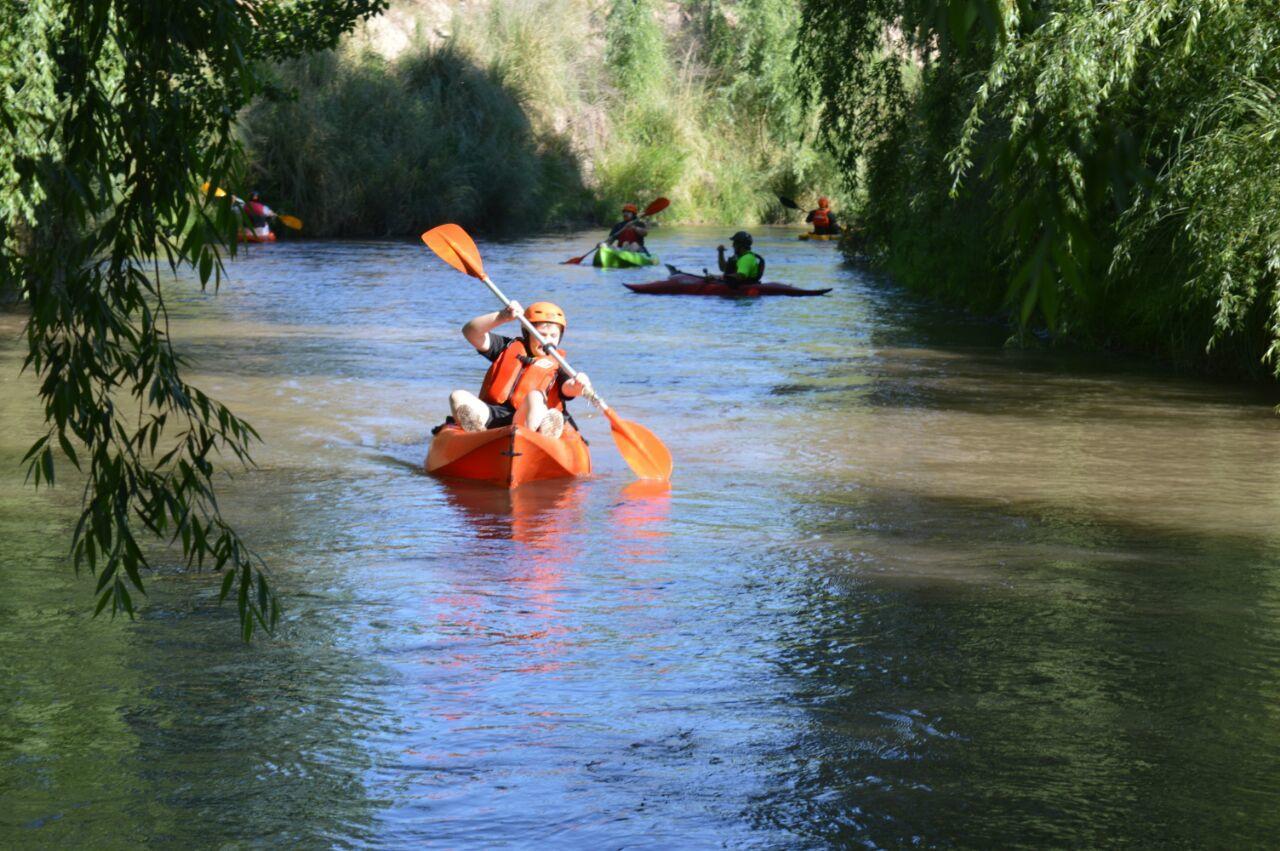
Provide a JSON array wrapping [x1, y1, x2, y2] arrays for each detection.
[[243, 0, 840, 236]]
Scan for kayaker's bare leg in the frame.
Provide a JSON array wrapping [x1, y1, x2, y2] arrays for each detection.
[[450, 390, 489, 432], [523, 392, 564, 438], [541, 410, 564, 439]]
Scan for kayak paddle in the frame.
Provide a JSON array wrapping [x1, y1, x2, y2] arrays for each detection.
[[423, 223, 673, 481], [201, 183, 304, 230], [562, 197, 671, 265], [777, 195, 801, 211]]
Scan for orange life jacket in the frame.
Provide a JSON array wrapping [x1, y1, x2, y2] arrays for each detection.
[[478, 338, 565, 410], [810, 208, 831, 230]]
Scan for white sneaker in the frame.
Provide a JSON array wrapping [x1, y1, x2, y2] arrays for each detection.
[[537, 409, 564, 439], [454, 399, 488, 432]]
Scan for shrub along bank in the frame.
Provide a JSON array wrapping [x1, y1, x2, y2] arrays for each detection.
[[798, 0, 1280, 381], [243, 0, 840, 236]]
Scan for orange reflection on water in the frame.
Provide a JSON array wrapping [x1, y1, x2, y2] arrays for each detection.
[[610, 479, 673, 564], [431, 478, 587, 686]]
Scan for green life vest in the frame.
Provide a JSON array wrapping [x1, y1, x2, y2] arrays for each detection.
[[734, 251, 762, 279]]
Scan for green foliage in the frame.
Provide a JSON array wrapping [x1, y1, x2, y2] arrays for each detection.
[[242, 0, 841, 232], [798, 0, 1280, 378], [0, 0, 383, 636], [605, 0, 671, 96], [244, 43, 592, 236]]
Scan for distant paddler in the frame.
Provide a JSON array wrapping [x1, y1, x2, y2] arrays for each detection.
[[777, 194, 842, 237], [561, 197, 669, 265], [806, 196, 841, 236], [233, 191, 277, 242], [607, 202, 650, 254], [716, 231, 766, 289]]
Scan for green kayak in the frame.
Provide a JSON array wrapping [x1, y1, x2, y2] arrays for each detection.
[[593, 244, 659, 268]]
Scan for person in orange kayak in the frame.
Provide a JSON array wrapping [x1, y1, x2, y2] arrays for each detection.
[[805, 197, 840, 235], [716, 231, 765, 287], [448, 301, 591, 439], [606, 203, 649, 253], [232, 190, 276, 239]]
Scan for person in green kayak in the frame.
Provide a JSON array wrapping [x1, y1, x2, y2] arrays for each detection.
[[447, 300, 592, 439], [606, 202, 649, 254], [806, 196, 840, 235], [717, 231, 765, 287]]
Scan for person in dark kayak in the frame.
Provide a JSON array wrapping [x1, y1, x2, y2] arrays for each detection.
[[806, 197, 841, 235], [717, 231, 765, 287], [448, 301, 592, 439], [232, 190, 276, 239], [607, 203, 649, 253]]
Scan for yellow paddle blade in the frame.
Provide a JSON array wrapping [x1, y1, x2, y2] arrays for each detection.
[[421, 224, 486, 279], [277, 214, 303, 230], [200, 182, 228, 198], [604, 409, 672, 481]]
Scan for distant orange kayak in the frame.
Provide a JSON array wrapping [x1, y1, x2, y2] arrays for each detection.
[[238, 230, 276, 243], [425, 423, 591, 488]]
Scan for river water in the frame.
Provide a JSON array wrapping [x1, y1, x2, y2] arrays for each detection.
[[2, 227, 1279, 847]]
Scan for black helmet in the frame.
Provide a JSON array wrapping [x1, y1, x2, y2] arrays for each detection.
[[249, 190, 261, 201], [730, 230, 752, 247]]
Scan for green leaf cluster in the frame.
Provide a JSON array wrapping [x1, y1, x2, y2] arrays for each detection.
[[798, 0, 1280, 378], [0, 0, 384, 636]]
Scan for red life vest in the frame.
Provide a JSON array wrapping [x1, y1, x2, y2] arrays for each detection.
[[478, 338, 565, 410], [810, 208, 831, 230], [616, 226, 642, 244]]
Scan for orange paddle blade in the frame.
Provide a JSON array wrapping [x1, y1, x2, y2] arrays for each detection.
[[200, 182, 228, 199], [422, 224, 486, 279], [604, 409, 672, 480], [643, 197, 670, 217], [277, 214, 302, 230]]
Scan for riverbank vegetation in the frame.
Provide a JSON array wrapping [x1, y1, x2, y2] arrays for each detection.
[[798, 0, 1280, 380], [1, 0, 384, 635], [242, 0, 839, 234]]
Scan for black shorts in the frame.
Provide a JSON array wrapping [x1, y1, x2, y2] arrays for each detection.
[[484, 402, 517, 427]]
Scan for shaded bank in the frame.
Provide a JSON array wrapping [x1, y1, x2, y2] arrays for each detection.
[[244, 46, 592, 237]]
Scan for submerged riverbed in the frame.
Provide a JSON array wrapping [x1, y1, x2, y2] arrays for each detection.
[[2, 226, 1279, 846]]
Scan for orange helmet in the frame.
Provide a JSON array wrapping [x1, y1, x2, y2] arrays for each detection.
[[525, 301, 566, 331], [621, 203, 639, 214], [524, 301, 566, 355], [818, 196, 830, 209]]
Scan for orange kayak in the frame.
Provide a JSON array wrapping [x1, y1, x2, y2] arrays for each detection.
[[425, 423, 591, 488], [238, 230, 276, 243]]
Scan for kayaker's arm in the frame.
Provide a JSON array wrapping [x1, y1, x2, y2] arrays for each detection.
[[462, 302, 522, 352], [716, 245, 729, 274]]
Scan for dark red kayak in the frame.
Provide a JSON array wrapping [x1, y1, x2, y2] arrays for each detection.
[[626, 273, 831, 297]]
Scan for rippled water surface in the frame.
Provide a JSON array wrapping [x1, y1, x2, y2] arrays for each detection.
[[3, 227, 1279, 847]]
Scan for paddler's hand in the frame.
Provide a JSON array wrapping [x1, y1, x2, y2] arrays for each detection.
[[500, 302, 522, 322], [717, 245, 726, 253], [564, 372, 592, 398]]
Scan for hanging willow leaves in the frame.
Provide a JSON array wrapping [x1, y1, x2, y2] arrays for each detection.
[[0, 0, 386, 636], [797, 0, 1280, 378]]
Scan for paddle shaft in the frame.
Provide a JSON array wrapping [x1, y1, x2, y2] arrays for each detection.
[[476, 274, 612, 412]]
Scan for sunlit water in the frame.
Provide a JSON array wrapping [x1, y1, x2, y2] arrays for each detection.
[[2, 226, 1279, 847]]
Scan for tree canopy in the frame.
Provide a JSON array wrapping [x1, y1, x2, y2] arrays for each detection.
[[798, 0, 1280, 377], [0, 0, 385, 637]]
